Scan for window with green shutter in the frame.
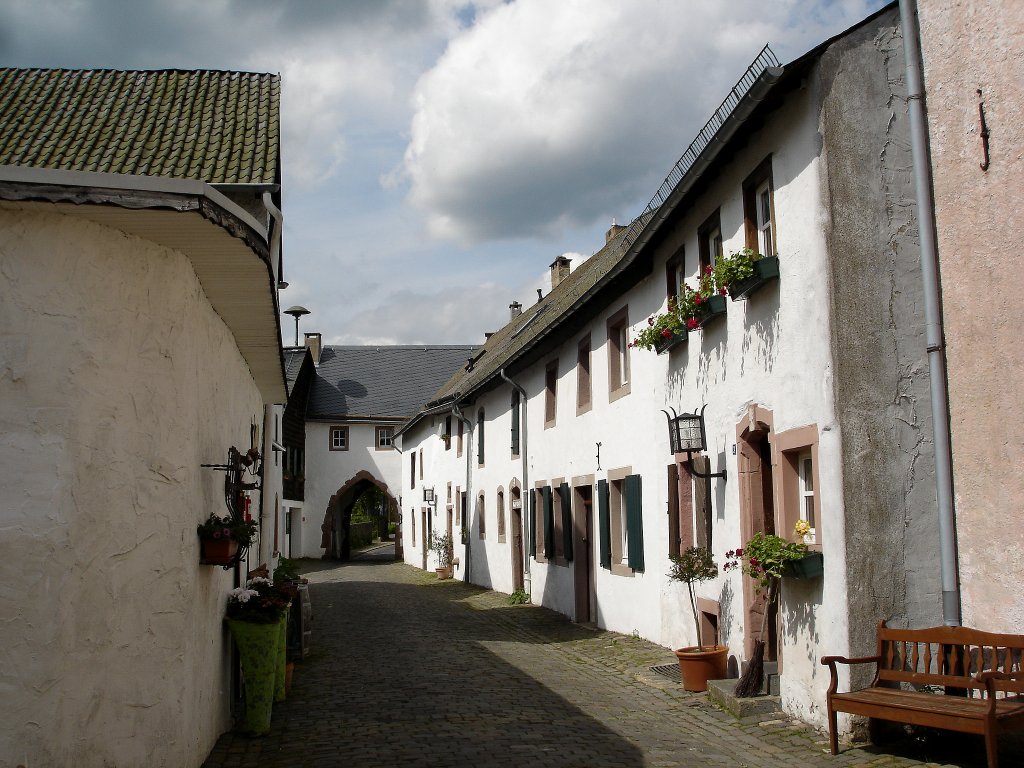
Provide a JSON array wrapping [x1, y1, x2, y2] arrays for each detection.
[[477, 408, 485, 466], [598, 479, 611, 569], [560, 481, 573, 562], [543, 485, 554, 560], [625, 473, 644, 572], [510, 390, 520, 456]]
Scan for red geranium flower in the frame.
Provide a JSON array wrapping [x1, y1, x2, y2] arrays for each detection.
[[661, 328, 672, 338], [686, 318, 699, 330]]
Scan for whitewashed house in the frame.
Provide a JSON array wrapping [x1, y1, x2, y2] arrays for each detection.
[[0, 69, 287, 766], [397, 4, 941, 731], [293, 341, 476, 560]]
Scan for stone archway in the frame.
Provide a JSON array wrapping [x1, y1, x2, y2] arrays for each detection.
[[320, 470, 397, 560]]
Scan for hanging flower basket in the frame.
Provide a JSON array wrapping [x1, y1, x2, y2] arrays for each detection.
[[727, 255, 780, 301]]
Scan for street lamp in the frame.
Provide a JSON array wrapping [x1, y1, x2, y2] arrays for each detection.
[[284, 305, 310, 347]]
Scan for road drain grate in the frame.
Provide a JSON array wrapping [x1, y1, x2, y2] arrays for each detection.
[[649, 663, 680, 681]]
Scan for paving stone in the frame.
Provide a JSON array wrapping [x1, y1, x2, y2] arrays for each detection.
[[202, 552, 1022, 767]]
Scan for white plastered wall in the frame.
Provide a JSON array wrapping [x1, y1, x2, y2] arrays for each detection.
[[0, 208, 265, 767]]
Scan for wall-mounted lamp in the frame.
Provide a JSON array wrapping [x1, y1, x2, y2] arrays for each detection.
[[423, 487, 436, 506], [662, 405, 727, 481]]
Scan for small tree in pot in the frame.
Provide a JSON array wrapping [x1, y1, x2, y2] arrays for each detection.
[[668, 546, 728, 691], [429, 531, 455, 579]]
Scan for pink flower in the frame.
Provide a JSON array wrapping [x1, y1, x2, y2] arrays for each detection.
[[661, 328, 672, 338], [694, 294, 703, 305], [686, 318, 699, 330], [749, 557, 759, 567], [223, 527, 232, 537], [735, 548, 744, 556], [704, 266, 714, 275], [719, 288, 727, 295], [212, 530, 222, 539], [648, 316, 655, 326]]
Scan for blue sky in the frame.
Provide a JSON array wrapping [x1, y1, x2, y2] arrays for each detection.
[[0, 0, 885, 345]]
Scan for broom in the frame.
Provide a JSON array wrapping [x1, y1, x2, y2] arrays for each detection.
[[734, 578, 778, 697]]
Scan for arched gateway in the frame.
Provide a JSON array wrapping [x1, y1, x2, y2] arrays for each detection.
[[320, 470, 397, 560]]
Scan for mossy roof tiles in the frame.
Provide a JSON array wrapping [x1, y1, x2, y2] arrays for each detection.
[[0, 68, 280, 185]]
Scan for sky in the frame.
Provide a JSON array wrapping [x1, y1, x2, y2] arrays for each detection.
[[0, 0, 885, 346]]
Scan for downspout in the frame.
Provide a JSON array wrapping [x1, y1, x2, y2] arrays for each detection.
[[899, 0, 961, 625], [499, 368, 531, 597], [262, 191, 284, 288], [451, 403, 474, 584]]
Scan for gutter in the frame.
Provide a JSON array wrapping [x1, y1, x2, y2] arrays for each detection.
[[899, 0, 961, 625], [500, 368, 531, 596]]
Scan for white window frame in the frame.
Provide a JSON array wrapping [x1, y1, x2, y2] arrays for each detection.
[[798, 449, 816, 544], [756, 179, 773, 257]]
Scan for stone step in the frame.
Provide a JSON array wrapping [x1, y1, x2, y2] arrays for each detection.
[[706, 677, 782, 719]]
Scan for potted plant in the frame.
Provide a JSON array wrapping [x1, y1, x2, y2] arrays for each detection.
[[429, 531, 455, 579], [197, 513, 257, 565], [629, 300, 688, 354], [724, 525, 808, 696], [668, 546, 729, 691], [715, 248, 780, 301], [225, 576, 290, 735], [440, 433, 452, 448]]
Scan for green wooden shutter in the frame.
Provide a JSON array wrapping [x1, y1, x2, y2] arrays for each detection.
[[529, 491, 536, 558], [598, 479, 611, 569], [559, 482, 573, 562], [543, 485, 554, 559], [625, 473, 645, 572], [477, 411, 485, 465], [510, 392, 520, 455]]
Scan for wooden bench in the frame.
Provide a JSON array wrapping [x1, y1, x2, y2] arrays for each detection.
[[822, 620, 1024, 768]]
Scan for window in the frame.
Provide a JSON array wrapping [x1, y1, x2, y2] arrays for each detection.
[[774, 425, 821, 550], [411, 508, 416, 546], [410, 451, 416, 490], [418, 448, 423, 479], [576, 335, 592, 415], [544, 360, 558, 427], [598, 469, 644, 575], [698, 210, 723, 275], [478, 493, 486, 539], [329, 425, 349, 451], [557, 481, 572, 562], [444, 415, 452, 451], [477, 409, 485, 466], [531, 486, 548, 563], [375, 425, 394, 450], [447, 482, 452, 504], [798, 451, 816, 543], [666, 247, 685, 302], [457, 419, 464, 457], [510, 390, 521, 456], [497, 489, 506, 542], [606, 307, 630, 401], [743, 156, 776, 256]]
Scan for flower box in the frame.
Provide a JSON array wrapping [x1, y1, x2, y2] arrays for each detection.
[[695, 294, 727, 328], [654, 329, 688, 354], [728, 256, 780, 301], [783, 551, 824, 578]]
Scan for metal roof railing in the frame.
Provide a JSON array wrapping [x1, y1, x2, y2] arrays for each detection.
[[620, 44, 781, 252]]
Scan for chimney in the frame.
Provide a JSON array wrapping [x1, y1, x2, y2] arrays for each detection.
[[606, 220, 627, 243], [304, 332, 322, 365], [549, 255, 572, 290], [509, 301, 522, 321]]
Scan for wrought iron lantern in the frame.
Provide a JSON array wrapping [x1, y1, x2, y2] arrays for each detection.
[[662, 405, 727, 481], [423, 487, 436, 505]]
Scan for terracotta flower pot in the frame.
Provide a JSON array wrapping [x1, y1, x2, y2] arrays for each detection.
[[674, 645, 729, 692], [436, 566, 453, 580], [200, 538, 238, 565]]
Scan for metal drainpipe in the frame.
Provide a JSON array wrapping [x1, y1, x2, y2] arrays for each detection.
[[899, 0, 961, 626], [452, 403, 474, 584], [499, 368, 531, 597]]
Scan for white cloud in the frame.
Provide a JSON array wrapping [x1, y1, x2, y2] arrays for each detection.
[[402, 0, 881, 245]]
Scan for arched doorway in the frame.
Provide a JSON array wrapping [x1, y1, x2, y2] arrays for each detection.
[[736, 405, 777, 662], [319, 470, 397, 560]]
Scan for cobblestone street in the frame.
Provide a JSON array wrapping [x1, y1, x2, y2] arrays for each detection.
[[203, 548, 1012, 767]]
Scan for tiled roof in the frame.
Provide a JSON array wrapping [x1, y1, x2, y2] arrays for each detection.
[[283, 348, 309, 395], [0, 68, 279, 184], [308, 346, 479, 421]]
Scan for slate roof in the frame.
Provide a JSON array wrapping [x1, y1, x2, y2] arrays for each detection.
[[0, 68, 280, 184], [308, 346, 479, 421], [283, 348, 309, 396]]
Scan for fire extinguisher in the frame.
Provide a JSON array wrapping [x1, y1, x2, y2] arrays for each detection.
[[241, 492, 252, 522]]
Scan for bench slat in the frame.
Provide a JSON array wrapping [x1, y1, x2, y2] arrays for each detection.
[[833, 688, 1024, 719]]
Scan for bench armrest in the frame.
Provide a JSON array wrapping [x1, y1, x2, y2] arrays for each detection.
[[820, 655, 882, 696]]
